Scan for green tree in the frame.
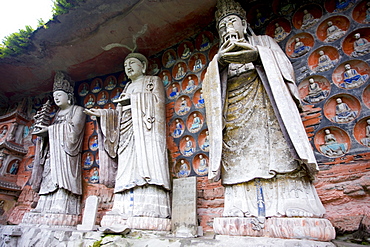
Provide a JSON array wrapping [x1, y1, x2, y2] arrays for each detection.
[[0, 25, 34, 57], [0, 0, 85, 58]]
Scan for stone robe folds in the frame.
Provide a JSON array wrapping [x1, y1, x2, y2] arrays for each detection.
[[203, 35, 325, 218], [35, 105, 85, 214], [99, 76, 171, 218]]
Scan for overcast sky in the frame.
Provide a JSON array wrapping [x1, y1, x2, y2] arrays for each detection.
[[0, 0, 54, 41]]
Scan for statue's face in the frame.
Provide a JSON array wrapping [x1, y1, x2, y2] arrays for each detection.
[[53, 90, 69, 107], [124, 57, 144, 80], [218, 14, 245, 44]]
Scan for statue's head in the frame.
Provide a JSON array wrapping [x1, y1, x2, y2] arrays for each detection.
[[215, 0, 247, 44], [53, 71, 75, 106], [53, 90, 71, 108], [124, 53, 148, 80]]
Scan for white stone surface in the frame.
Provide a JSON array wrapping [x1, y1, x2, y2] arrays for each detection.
[[0, 225, 336, 247], [172, 177, 198, 237], [77, 195, 99, 231]]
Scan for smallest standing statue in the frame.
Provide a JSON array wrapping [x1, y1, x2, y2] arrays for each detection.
[[23, 71, 85, 226]]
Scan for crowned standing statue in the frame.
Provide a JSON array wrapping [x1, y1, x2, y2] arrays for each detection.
[[24, 71, 85, 226], [203, 0, 335, 242]]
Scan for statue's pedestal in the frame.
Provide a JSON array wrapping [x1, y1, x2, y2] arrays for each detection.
[[21, 212, 79, 227], [100, 214, 171, 231], [213, 217, 336, 242]]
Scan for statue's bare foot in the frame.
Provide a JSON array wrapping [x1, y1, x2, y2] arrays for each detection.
[[133, 211, 160, 218], [286, 208, 313, 217], [47, 208, 64, 214], [106, 209, 122, 215], [223, 207, 244, 217]]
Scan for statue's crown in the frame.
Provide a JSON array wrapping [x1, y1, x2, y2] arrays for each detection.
[[53, 71, 74, 94], [215, 0, 246, 24]]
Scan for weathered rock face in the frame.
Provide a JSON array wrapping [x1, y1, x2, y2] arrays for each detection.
[[197, 177, 224, 232], [0, 0, 216, 106], [1, 0, 370, 245], [315, 160, 370, 233]]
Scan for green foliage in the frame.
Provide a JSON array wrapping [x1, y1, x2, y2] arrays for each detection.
[[0, 0, 84, 58], [0, 26, 34, 58], [52, 0, 84, 16], [92, 239, 102, 247], [37, 18, 47, 29]]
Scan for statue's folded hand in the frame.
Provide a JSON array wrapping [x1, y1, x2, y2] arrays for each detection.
[[221, 49, 259, 64], [219, 40, 258, 64]]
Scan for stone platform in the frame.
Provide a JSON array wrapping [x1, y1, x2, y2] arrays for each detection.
[[0, 225, 336, 247], [21, 212, 79, 227], [100, 214, 171, 231], [213, 217, 336, 242]]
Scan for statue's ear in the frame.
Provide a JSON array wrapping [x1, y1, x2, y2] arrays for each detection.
[[142, 62, 147, 74], [242, 19, 247, 35]]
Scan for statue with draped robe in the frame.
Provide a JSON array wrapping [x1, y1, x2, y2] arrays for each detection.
[[30, 71, 85, 216], [84, 53, 171, 223], [203, 0, 325, 227]]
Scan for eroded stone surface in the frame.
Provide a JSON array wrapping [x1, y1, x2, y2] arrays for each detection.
[[213, 217, 336, 242], [0, 225, 336, 247]]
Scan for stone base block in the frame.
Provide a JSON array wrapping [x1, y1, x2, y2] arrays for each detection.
[[21, 212, 79, 227], [213, 217, 336, 242], [100, 214, 171, 231], [76, 224, 99, 231], [214, 235, 336, 247]]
